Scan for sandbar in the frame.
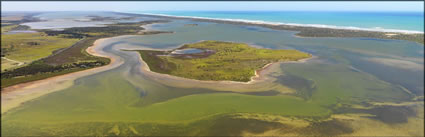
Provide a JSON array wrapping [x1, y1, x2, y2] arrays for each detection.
[[128, 44, 315, 93], [1, 37, 124, 114]]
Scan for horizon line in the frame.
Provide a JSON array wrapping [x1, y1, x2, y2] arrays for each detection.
[[2, 10, 424, 12]]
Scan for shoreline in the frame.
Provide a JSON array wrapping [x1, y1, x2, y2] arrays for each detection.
[[133, 45, 314, 85], [133, 48, 305, 93], [1, 37, 123, 114], [121, 12, 424, 34], [117, 12, 424, 45]]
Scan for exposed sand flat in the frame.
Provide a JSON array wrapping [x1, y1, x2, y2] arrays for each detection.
[[131, 45, 315, 93], [1, 38, 124, 114], [1, 34, 314, 113], [138, 57, 292, 93]]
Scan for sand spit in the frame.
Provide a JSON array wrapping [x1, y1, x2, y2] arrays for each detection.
[[123, 12, 424, 34], [1, 38, 124, 114], [1, 34, 314, 113], [131, 45, 314, 93]]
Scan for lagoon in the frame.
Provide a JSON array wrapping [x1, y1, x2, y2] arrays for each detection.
[[1, 12, 424, 136], [134, 11, 425, 33], [171, 48, 204, 54]]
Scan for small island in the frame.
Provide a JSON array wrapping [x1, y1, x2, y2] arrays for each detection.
[[137, 40, 311, 82]]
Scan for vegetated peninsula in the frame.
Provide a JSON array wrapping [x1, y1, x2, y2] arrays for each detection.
[[137, 40, 311, 82], [124, 13, 424, 45], [1, 15, 171, 88]]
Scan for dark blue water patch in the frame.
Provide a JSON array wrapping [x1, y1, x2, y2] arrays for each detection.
[[173, 48, 203, 54], [239, 26, 276, 32]]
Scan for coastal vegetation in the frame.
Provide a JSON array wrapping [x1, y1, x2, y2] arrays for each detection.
[[251, 23, 424, 45], [230, 22, 423, 45], [1, 25, 27, 33], [134, 13, 424, 45], [1, 18, 171, 88], [137, 40, 311, 82], [1, 12, 422, 136], [1, 32, 80, 69]]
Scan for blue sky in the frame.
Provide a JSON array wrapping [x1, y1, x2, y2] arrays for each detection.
[[2, 2, 424, 12]]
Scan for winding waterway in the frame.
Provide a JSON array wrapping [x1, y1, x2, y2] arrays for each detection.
[[2, 12, 424, 136]]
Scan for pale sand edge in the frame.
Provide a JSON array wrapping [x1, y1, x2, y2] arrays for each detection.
[[1, 37, 123, 114], [1, 36, 314, 113], [136, 49, 314, 85], [1, 38, 109, 93]]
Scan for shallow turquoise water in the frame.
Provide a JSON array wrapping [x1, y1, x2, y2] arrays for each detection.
[[172, 48, 204, 54], [2, 12, 424, 136], [129, 19, 424, 96], [132, 11, 424, 32]]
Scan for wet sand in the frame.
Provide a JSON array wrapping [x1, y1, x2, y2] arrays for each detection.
[[131, 45, 315, 93], [126, 40, 315, 85], [1, 37, 124, 114], [1, 35, 314, 114]]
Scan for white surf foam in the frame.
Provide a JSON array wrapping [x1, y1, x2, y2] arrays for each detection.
[[122, 11, 424, 34]]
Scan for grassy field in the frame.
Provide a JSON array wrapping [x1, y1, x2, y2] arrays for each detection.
[[1, 58, 22, 72], [138, 40, 311, 82], [1, 32, 80, 63], [1, 20, 169, 88], [1, 67, 86, 88], [1, 25, 18, 33]]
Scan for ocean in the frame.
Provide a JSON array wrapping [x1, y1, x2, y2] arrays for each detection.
[[3, 11, 424, 136], [128, 11, 424, 33]]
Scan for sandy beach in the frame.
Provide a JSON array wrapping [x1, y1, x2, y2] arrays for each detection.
[[1, 37, 124, 114], [133, 46, 314, 93], [127, 39, 315, 85], [1, 35, 314, 114]]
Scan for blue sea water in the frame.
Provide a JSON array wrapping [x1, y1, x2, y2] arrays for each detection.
[[129, 11, 424, 33]]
